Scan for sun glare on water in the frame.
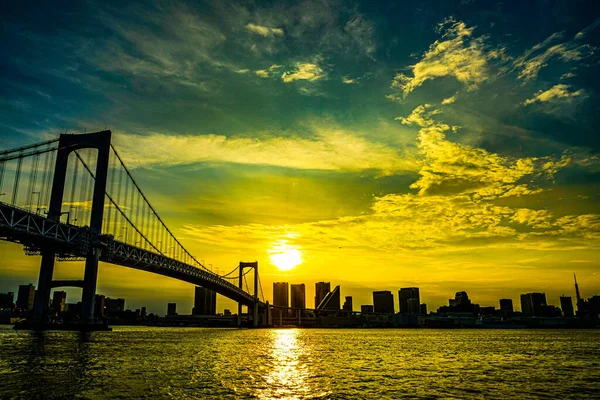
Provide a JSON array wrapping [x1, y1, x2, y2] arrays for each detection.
[[268, 240, 303, 271]]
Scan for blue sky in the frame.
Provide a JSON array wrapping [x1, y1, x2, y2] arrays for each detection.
[[1, 0, 599, 313]]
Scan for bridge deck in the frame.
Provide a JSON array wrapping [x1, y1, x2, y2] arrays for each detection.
[[0, 201, 262, 307]]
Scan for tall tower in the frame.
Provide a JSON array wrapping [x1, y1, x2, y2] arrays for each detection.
[[574, 273, 582, 304]]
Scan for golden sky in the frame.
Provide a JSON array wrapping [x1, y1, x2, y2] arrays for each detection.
[[1, 1, 599, 314]]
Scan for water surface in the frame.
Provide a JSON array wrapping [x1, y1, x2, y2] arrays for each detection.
[[0, 326, 598, 399]]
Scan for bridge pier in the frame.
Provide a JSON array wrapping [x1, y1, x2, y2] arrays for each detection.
[[32, 252, 56, 324], [81, 247, 101, 324], [31, 131, 111, 327]]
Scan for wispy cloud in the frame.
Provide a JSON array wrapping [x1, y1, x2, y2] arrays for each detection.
[[113, 128, 418, 175], [523, 84, 585, 105], [255, 64, 282, 78], [246, 23, 284, 37], [513, 31, 594, 82]]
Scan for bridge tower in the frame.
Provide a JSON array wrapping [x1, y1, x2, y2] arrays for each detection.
[[237, 261, 259, 327], [32, 130, 111, 326]]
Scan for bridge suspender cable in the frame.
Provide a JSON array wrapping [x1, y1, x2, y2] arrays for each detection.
[[73, 151, 164, 255], [108, 144, 213, 273]]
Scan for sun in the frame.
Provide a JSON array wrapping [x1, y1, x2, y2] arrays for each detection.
[[268, 240, 303, 271]]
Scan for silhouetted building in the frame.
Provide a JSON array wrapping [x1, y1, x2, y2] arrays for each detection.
[[273, 282, 289, 308], [94, 294, 105, 318], [373, 291, 394, 313], [194, 286, 217, 315], [317, 285, 341, 311], [105, 298, 125, 316], [342, 296, 353, 312], [499, 298, 513, 313], [361, 305, 374, 314], [479, 306, 496, 316], [0, 292, 14, 309], [399, 287, 420, 314], [438, 291, 479, 315], [407, 298, 420, 314], [420, 303, 427, 315], [17, 284, 35, 310], [273, 282, 289, 321], [290, 284, 306, 309], [141, 306, 147, 318], [315, 282, 330, 309], [450, 291, 471, 307], [167, 303, 177, 316], [560, 296, 574, 317], [520, 293, 547, 316], [51, 290, 66, 313]]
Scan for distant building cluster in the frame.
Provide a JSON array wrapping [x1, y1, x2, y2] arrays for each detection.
[[266, 275, 600, 328], [2, 274, 599, 328]]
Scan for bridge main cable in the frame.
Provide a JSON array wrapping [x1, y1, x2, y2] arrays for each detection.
[[108, 144, 213, 273]]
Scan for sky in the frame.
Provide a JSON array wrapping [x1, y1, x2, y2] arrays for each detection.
[[1, 0, 599, 314]]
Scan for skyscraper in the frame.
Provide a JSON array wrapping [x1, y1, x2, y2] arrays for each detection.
[[317, 285, 341, 311], [273, 282, 289, 308], [167, 303, 177, 316], [373, 291, 394, 313], [399, 287, 420, 314], [0, 292, 14, 309], [407, 298, 420, 314], [194, 286, 217, 315], [105, 298, 125, 316], [560, 296, 574, 317], [342, 296, 353, 312], [51, 290, 66, 313], [16, 283, 35, 310], [94, 294, 106, 318], [520, 293, 547, 316], [315, 282, 330, 309], [499, 298, 513, 313], [290, 284, 306, 309]]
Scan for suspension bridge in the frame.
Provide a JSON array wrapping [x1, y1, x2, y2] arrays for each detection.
[[0, 130, 268, 328]]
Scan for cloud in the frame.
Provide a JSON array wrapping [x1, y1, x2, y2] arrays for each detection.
[[523, 84, 585, 105], [344, 15, 377, 59], [342, 76, 357, 84], [574, 17, 600, 40], [112, 128, 418, 175], [389, 20, 503, 97], [246, 23, 284, 37], [281, 62, 325, 83], [513, 32, 593, 81], [441, 96, 456, 105], [180, 190, 600, 256], [92, 3, 249, 90], [254, 64, 282, 78], [398, 104, 571, 198]]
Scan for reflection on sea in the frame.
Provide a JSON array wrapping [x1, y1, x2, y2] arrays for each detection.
[[258, 329, 312, 399]]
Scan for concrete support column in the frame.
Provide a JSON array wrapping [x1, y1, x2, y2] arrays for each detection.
[[81, 248, 100, 324], [32, 251, 56, 324], [237, 264, 243, 327], [253, 262, 258, 327]]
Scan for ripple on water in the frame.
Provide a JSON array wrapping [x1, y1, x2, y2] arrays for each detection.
[[0, 326, 599, 399]]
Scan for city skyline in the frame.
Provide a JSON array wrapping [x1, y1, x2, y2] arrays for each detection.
[[1, 0, 599, 315]]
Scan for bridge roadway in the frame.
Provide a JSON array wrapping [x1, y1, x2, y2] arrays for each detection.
[[0, 201, 262, 308]]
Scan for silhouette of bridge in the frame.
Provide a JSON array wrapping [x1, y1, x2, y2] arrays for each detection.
[[0, 131, 267, 327]]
